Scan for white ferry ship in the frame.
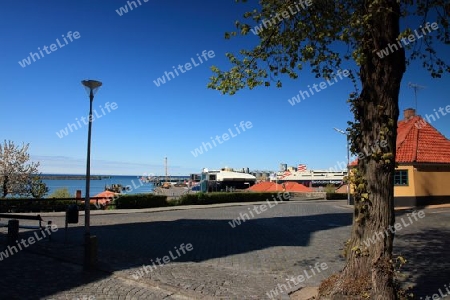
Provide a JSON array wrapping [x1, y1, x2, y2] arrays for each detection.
[[273, 168, 347, 187], [200, 167, 256, 191]]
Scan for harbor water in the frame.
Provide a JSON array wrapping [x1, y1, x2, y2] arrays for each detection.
[[42, 175, 154, 197]]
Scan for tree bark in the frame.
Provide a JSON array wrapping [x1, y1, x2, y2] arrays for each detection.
[[319, 0, 405, 298]]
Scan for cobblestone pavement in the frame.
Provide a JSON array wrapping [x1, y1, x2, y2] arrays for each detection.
[[0, 200, 448, 299]]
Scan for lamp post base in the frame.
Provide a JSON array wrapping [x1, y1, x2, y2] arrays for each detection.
[[84, 234, 98, 270]]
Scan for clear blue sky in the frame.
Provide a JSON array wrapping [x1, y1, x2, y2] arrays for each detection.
[[1, 0, 449, 176]]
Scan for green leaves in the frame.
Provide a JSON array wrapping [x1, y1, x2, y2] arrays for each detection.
[[208, 0, 449, 96], [208, 0, 359, 95]]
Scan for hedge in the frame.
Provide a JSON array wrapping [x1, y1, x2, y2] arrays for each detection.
[[0, 198, 96, 213], [326, 193, 349, 200], [176, 192, 290, 206], [114, 194, 169, 209], [0, 192, 291, 212]]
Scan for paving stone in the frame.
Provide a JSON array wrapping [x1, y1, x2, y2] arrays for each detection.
[[0, 201, 447, 299]]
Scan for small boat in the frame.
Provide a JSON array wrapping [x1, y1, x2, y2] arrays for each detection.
[[104, 184, 131, 193]]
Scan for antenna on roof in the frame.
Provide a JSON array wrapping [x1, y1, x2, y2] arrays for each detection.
[[408, 82, 426, 113]]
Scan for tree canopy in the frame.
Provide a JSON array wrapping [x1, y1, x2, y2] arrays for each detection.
[[208, 0, 448, 298], [209, 0, 448, 95], [48, 187, 72, 198], [0, 140, 47, 198]]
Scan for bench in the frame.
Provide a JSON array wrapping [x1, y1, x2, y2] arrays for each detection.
[[0, 213, 50, 230], [0, 214, 53, 243]]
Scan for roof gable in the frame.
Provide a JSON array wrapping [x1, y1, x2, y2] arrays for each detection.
[[396, 115, 450, 163]]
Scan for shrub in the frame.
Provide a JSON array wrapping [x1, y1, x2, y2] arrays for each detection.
[[0, 198, 93, 213], [0, 192, 292, 212], [326, 193, 349, 200], [177, 192, 289, 206], [114, 194, 168, 209], [324, 183, 336, 193], [48, 187, 72, 198]]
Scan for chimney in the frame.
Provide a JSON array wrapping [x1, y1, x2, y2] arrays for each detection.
[[403, 108, 416, 121]]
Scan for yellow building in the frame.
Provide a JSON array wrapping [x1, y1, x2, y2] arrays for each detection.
[[347, 108, 450, 206], [393, 108, 450, 206]]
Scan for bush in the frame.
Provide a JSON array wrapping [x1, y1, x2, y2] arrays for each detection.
[[326, 193, 349, 200], [177, 192, 290, 206], [0, 198, 93, 213], [0, 192, 293, 212], [324, 183, 336, 193], [114, 194, 168, 209], [48, 187, 72, 198]]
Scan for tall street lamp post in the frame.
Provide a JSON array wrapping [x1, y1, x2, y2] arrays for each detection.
[[334, 127, 351, 205], [81, 79, 102, 269]]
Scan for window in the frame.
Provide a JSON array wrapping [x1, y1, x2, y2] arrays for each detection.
[[394, 170, 408, 185]]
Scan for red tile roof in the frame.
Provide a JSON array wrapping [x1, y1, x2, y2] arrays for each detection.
[[248, 181, 274, 192], [248, 181, 313, 192], [283, 182, 314, 192], [94, 190, 118, 198], [397, 115, 450, 163], [92, 190, 118, 205], [350, 114, 450, 165]]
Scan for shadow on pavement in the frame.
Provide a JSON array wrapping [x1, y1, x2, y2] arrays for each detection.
[[0, 211, 352, 299], [394, 227, 450, 298]]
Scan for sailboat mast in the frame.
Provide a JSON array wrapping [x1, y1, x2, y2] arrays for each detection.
[[165, 157, 168, 182]]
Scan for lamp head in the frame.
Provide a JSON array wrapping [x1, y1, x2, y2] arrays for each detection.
[[82, 80, 102, 96]]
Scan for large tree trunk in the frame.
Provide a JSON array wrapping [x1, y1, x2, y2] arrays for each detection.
[[319, 0, 405, 298]]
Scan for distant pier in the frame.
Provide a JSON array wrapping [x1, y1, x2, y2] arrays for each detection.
[[40, 175, 110, 180]]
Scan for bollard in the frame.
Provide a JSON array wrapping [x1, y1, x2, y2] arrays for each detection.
[[8, 219, 19, 245], [66, 204, 79, 224], [84, 234, 98, 270], [46, 221, 53, 241]]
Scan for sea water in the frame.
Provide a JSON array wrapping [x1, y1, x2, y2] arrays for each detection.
[[42, 175, 154, 197]]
